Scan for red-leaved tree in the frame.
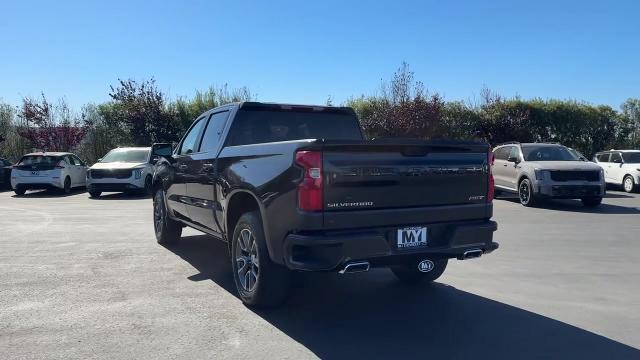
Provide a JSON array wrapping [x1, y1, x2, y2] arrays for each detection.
[[18, 94, 91, 152]]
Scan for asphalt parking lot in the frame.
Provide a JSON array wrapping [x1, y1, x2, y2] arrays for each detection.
[[1, 189, 639, 359]]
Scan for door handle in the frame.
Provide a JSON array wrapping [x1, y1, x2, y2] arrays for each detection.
[[178, 164, 188, 170], [503, 164, 508, 167]]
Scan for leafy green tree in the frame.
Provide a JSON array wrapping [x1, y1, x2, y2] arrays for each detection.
[[107, 78, 180, 146]]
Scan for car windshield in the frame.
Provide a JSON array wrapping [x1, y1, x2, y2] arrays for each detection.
[[18, 155, 59, 166], [521, 145, 579, 161], [100, 149, 149, 163], [622, 152, 640, 163]]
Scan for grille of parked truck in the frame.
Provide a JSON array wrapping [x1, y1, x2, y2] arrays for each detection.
[[150, 102, 499, 307]]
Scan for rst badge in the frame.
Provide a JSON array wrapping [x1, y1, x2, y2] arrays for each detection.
[[397, 226, 427, 249]]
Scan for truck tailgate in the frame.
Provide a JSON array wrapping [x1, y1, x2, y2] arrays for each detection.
[[322, 141, 490, 211]]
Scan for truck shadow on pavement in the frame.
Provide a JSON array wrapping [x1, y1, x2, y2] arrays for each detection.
[[165, 234, 640, 360]]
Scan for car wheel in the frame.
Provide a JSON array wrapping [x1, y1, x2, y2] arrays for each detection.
[[582, 197, 602, 207], [144, 176, 153, 196], [153, 190, 182, 244], [623, 175, 636, 193], [391, 258, 448, 284], [89, 191, 101, 198], [63, 177, 71, 194], [14, 186, 26, 196], [518, 178, 538, 207], [231, 211, 291, 307]]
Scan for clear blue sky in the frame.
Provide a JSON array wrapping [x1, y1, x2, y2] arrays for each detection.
[[1, 0, 638, 109]]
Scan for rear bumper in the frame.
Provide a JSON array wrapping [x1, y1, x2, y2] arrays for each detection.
[[283, 219, 498, 271], [12, 179, 63, 190]]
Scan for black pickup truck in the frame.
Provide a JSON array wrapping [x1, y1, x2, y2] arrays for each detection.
[[151, 102, 498, 307]]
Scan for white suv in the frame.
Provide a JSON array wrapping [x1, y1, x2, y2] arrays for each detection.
[[11, 152, 87, 195], [86, 147, 155, 198], [594, 150, 640, 193]]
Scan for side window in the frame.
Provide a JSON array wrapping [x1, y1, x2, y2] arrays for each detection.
[[494, 147, 509, 161], [610, 152, 622, 163], [73, 156, 84, 166], [178, 117, 206, 155], [199, 111, 230, 153], [596, 153, 610, 163], [58, 157, 69, 166], [508, 147, 520, 161]]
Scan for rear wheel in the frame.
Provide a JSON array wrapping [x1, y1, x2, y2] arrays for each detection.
[[391, 258, 448, 284], [231, 211, 291, 307], [623, 175, 636, 193], [153, 190, 182, 244], [143, 175, 153, 196], [14, 186, 26, 196], [582, 197, 602, 207], [518, 178, 538, 207], [62, 177, 71, 194]]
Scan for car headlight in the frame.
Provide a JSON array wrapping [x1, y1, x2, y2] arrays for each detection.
[[133, 169, 143, 179], [86, 169, 91, 178], [534, 169, 547, 180]]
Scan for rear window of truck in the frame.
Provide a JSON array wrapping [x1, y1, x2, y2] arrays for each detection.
[[226, 108, 363, 146]]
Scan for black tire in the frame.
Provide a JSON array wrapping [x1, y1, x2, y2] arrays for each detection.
[[623, 175, 636, 193], [518, 178, 538, 207], [14, 186, 26, 196], [143, 176, 153, 196], [391, 258, 448, 284], [62, 177, 71, 194], [89, 191, 101, 198], [153, 190, 182, 245], [231, 211, 291, 307], [582, 197, 602, 207]]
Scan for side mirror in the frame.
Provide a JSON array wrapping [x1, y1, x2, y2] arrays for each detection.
[[151, 143, 173, 163], [507, 155, 520, 163]]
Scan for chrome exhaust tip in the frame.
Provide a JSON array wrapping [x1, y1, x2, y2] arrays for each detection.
[[462, 249, 483, 260], [338, 261, 370, 274]]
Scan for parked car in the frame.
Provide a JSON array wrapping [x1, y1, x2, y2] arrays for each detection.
[[86, 147, 155, 198], [593, 150, 640, 193], [0, 158, 13, 188], [11, 152, 87, 195], [151, 102, 498, 307], [492, 142, 605, 207]]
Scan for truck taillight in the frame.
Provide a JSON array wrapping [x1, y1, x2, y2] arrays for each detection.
[[487, 152, 495, 203], [295, 150, 323, 211]]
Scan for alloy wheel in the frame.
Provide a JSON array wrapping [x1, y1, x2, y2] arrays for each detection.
[[624, 177, 633, 192], [519, 181, 530, 204], [153, 192, 164, 235], [235, 228, 259, 292]]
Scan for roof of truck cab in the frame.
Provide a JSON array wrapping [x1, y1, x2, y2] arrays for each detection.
[[237, 101, 355, 113]]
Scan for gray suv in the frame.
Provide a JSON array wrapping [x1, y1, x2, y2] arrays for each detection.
[[492, 142, 605, 207]]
